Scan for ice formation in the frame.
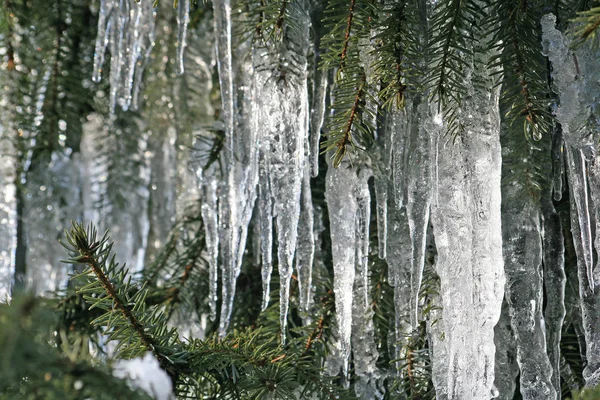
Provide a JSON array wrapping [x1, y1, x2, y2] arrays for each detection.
[[429, 31, 505, 397], [0, 124, 16, 301], [176, 0, 190, 75], [250, 6, 310, 334], [5, 0, 600, 397], [324, 162, 358, 375], [93, 0, 157, 111], [542, 13, 600, 386]]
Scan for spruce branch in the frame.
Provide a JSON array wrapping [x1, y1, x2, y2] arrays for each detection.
[[62, 223, 186, 384], [489, 0, 551, 140], [339, 0, 357, 72], [322, 71, 368, 167]]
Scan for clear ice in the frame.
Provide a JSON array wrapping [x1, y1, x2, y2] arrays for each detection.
[[542, 13, 600, 386], [429, 28, 505, 398], [92, 0, 156, 111]]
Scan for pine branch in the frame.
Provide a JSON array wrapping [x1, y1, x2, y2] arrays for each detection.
[[425, 0, 479, 106], [489, 0, 551, 140], [321, 71, 368, 167], [339, 0, 357, 72], [62, 223, 187, 384], [373, 0, 416, 110]]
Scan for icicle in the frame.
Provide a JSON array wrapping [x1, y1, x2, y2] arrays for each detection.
[[390, 106, 411, 208], [212, 0, 237, 336], [543, 16, 600, 384], [542, 14, 600, 291], [119, 1, 140, 109], [92, 0, 155, 110], [352, 169, 382, 399], [541, 195, 566, 397], [258, 152, 273, 311], [566, 179, 600, 387], [355, 170, 371, 309], [373, 177, 387, 260], [326, 162, 357, 376], [92, 0, 114, 83], [427, 268, 449, 400], [430, 23, 505, 397], [373, 108, 395, 260], [296, 165, 315, 314], [566, 147, 595, 288], [200, 174, 220, 321], [176, 0, 190, 75], [387, 205, 412, 366], [405, 102, 434, 327], [0, 128, 16, 300], [501, 190, 555, 398], [249, 3, 310, 340], [108, 0, 129, 111], [132, 6, 156, 110]]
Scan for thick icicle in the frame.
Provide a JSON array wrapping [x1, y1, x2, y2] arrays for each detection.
[[352, 169, 382, 399], [501, 187, 555, 399], [430, 25, 505, 398], [176, 0, 190, 75], [325, 162, 358, 375]]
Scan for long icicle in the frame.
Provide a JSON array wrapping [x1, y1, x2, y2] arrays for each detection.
[[430, 14, 505, 396], [405, 101, 434, 327], [212, 0, 237, 337], [326, 162, 357, 377]]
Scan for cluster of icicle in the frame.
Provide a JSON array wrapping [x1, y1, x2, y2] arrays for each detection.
[[92, 0, 191, 112], [542, 14, 600, 389], [203, 0, 314, 339], [200, 0, 507, 398], [0, 0, 594, 398]]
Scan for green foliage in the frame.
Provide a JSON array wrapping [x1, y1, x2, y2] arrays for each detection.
[[0, 296, 152, 400], [489, 0, 551, 141], [319, 0, 377, 166], [48, 221, 357, 398], [570, 1, 600, 45], [571, 384, 600, 400]]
